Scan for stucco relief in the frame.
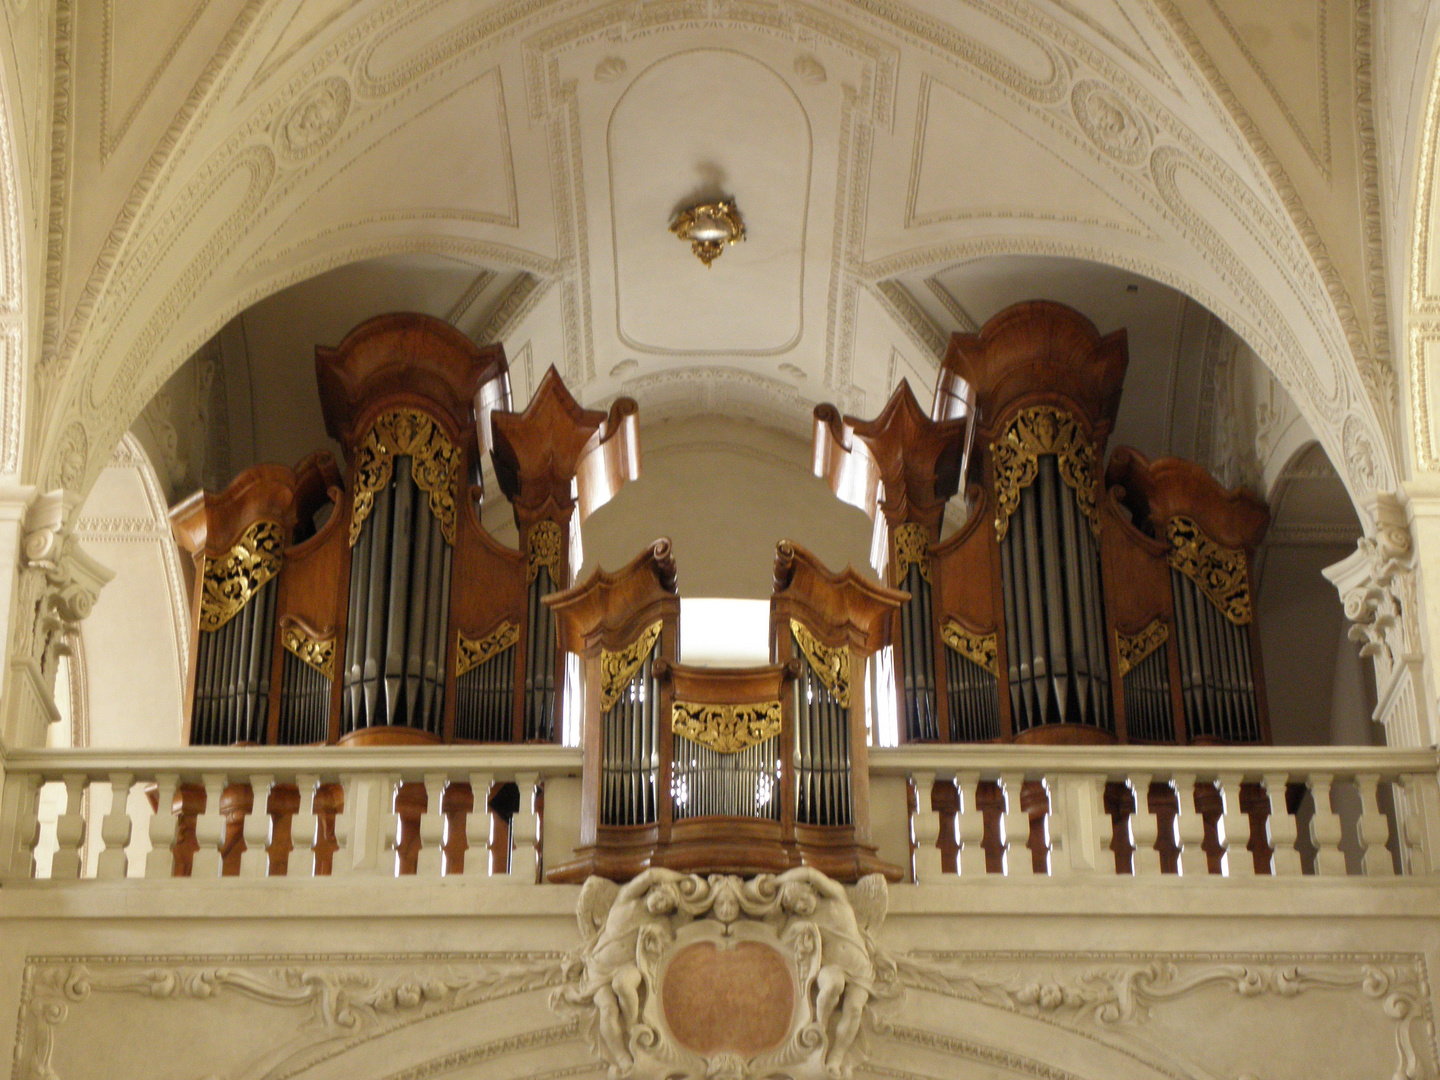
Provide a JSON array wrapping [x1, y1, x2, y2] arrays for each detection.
[[13, 952, 570, 1080], [552, 869, 898, 1080]]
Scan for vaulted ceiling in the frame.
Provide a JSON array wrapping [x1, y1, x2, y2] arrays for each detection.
[[0, 0, 1414, 527]]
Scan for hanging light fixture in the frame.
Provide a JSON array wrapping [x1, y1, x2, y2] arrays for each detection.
[[670, 199, 745, 267]]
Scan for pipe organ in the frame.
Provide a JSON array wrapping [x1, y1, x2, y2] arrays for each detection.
[[545, 540, 903, 883], [816, 300, 1270, 745], [173, 313, 638, 747]]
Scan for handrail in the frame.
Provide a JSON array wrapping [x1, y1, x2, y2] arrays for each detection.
[[2, 744, 583, 776], [870, 744, 1440, 776]]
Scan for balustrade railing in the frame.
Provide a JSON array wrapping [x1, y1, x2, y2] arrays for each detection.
[[1, 744, 1434, 884], [875, 745, 1440, 880], [0, 745, 579, 882]]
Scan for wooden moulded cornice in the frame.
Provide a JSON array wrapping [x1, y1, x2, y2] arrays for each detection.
[[1106, 446, 1270, 552], [771, 540, 908, 655], [813, 380, 966, 531], [489, 366, 640, 527], [314, 312, 507, 459], [170, 462, 311, 556], [545, 538, 679, 655], [943, 300, 1129, 442]]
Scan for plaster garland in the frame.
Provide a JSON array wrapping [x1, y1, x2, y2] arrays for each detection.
[[897, 951, 1433, 1080], [14, 952, 570, 1080]]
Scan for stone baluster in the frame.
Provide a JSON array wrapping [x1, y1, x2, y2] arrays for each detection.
[[50, 774, 88, 878], [1354, 772, 1396, 877], [1307, 775, 1348, 876], [999, 772, 1031, 875], [1173, 773, 1205, 876], [1131, 775, 1163, 876], [290, 774, 318, 878], [505, 772, 539, 884], [239, 776, 273, 878], [190, 773, 227, 878], [145, 773, 179, 878], [416, 774, 448, 877], [1261, 772, 1300, 876], [1397, 772, 1438, 875], [1049, 773, 1108, 875], [330, 775, 356, 877], [1217, 773, 1255, 877], [464, 772, 495, 877], [956, 771, 986, 877], [95, 773, 134, 880], [2, 772, 41, 879], [911, 770, 942, 883]]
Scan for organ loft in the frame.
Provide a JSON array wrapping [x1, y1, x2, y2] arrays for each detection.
[[168, 301, 1270, 882]]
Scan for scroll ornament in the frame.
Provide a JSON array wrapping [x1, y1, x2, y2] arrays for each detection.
[[601, 621, 663, 711], [552, 868, 899, 1080], [528, 520, 564, 582], [1115, 618, 1169, 677], [940, 621, 999, 677], [282, 625, 336, 679], [791, 619, 850, 707], [349, 408, 462, 546], [672, 700, 782, 753], [891, 523, 932, 585], [200, 521, 285, 632], [990, 406, 1099, 541], [1166, 517, 1252, 624], [457, 620, 520, 677]]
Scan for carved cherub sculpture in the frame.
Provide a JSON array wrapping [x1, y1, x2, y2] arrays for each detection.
[[778, 868, 889, 1077], [558, 869, 687, 1074]]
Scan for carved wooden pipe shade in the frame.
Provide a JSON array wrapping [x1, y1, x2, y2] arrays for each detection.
[[814, 300, 1271, 746], [173, 312, 639, 748]]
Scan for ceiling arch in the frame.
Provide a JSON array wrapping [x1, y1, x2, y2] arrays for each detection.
[[28, 0, 1398, 522]]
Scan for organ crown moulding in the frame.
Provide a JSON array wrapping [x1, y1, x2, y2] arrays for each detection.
[[670, 199, 745, 267]]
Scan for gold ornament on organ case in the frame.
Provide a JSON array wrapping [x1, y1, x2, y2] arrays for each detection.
[[1166, 516, 1253, 625], [457, 620, 520, 677], [600, 621, 663, 712], [527, 521, 563, 582], [199, 521, 285, 632], [282, 625, 336, 679], [790, 619, 850, 707], [671, 700, 783, 754], [891, 523, 932, 585], [940, 620, 999, 677], [991, 405, 1099, 541], [1115, 618, 1169, 677], [349, 408, 461, 546]]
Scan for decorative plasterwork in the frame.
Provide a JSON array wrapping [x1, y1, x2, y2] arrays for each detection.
[[14, 951, 570, 1080], [1407, 47, 1440, 472], [895, 950, 1436, 1080], [552, 869, 897, 1080]]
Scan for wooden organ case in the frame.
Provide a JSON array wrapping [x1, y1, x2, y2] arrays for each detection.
[[172, 312, 639, 748], [816, 300, 1271, 746], [545, 540, 904, 883]]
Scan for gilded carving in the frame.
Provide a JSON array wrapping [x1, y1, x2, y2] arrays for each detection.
[[990, 407, 1098, 541], [199, 521, 284, 632], [940, 621, 998, 677], [671, 700, 782, 753], [1166, 517, 1252, 625], [528, 520, 563, 582], [791, 619, 850, 707], [1115, 618, 1168, 677], [891, 523, 931, 585], [349, 409, 461, 547], [282, 624, 335, 679], [457, 620, 520, 678], [600, 621, 662, 712]]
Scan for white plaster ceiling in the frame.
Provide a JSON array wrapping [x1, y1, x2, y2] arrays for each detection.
[[30, 0, 1398, 516]]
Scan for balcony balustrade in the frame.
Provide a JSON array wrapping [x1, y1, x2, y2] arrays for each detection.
[[1, 743, 1433, 884]]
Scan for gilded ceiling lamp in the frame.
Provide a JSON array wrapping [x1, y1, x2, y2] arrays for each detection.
[[670, 200, 745, 267]]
